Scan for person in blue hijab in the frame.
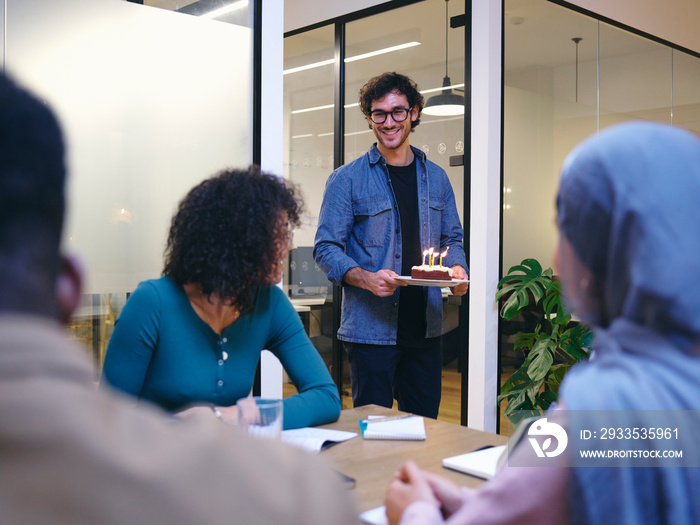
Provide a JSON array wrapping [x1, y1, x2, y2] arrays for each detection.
[[383, 122, 700, 525], [556, 121, 700, 524]]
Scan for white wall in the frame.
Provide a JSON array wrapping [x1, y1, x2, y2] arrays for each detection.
[[6, 0, 252, 295], [260, 0, 286, 398], [468, 0, 502, 432]]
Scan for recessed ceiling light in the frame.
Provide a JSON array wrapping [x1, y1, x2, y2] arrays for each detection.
[[284, 42, 420, 75]]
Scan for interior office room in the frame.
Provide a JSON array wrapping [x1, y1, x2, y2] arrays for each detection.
[[4, 0, 699, 436]]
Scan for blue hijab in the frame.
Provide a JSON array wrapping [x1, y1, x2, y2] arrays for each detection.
[[557, 122, 700, 525]]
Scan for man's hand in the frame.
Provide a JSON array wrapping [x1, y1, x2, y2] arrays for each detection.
[[450, 265, 469, 296], [421, 469, 463, 517], [385, 461, 441, 525], [344, 267, 407, 297]]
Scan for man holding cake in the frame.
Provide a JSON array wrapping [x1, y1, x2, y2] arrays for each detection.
[[314, 72, 468, 419]]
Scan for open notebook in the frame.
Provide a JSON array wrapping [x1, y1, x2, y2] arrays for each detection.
[[442, 444, 507, 479], [442, 415, 538, 479]]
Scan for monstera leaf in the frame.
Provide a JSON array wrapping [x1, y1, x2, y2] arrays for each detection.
[[495, 259, 553, 319], [496, 258, 593, 425]]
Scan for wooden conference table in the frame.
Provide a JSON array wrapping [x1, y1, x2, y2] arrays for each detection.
[[316, 405, 507, 513]]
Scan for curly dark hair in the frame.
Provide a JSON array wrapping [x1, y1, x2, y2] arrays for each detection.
[[163, 166, 303, 314], [359, 72, 424, 130]]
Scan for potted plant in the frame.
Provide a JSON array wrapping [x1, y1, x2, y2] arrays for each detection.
[[495, 258, 593, 425]]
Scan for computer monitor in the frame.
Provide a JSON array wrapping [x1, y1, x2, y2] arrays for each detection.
[[287, 246, 330, 297]]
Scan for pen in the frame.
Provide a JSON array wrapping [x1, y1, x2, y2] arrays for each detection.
[[362, 414, 414, 424]]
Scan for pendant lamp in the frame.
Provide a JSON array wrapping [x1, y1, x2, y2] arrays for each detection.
[[423, 0, 464, 116], [572, 37, 582, 103]]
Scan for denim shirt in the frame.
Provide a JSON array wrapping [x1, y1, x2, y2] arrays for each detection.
[[313, 144, 467, 345]]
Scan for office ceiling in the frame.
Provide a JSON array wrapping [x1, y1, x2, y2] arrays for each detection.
[[136, 0, 700, 131], [140, 1, 657, 73]]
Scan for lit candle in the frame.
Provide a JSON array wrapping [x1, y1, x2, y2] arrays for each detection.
[[428, 248, 434, 267], [422, 249, 429, 266], [440, 247, 449, 267]]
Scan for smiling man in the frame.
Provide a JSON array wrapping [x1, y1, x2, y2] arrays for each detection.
[[314, 72, 468, 419]]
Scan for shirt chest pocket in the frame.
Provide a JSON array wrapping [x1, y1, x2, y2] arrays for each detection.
[[352, 197, 393, 247], [428, 196, 445, 234]]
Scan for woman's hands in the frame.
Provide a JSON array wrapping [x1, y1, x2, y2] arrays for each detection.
[[176, 404, 239, 425], [215, 405, 240, 424], [385, 461, 463, 524]]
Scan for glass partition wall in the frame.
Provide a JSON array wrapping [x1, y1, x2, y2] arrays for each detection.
[[284, 0, 469, 422], [501, 0, 700, 433], [283, 25, 339, 398], [5, 0, 254, 377]]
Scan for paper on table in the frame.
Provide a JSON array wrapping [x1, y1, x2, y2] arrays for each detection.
[[281, 427, 357, 453], [442, 415, 538, 478], [359, 505, 388, 525], [360, 415, 426, 441], [442, 445, 507, 479]]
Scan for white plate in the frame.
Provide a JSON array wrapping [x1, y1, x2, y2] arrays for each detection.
[[395, 276, 469, 287]]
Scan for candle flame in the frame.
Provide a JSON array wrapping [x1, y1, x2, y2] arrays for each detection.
[[440, 247, 448, 267]]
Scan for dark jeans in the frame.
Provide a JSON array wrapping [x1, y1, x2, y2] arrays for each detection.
[[344, 341, 442, 419]]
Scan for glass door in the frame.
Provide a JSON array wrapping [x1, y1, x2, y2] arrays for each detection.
[[284, 0, 469, 423]]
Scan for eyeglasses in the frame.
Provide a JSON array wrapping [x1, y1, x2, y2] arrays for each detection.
[[369, 106, 410, 125]]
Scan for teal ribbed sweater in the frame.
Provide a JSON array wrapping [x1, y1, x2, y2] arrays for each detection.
[[101, 277, 340, 429]]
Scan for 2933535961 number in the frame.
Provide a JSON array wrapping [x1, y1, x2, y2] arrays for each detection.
[[599, 427, 678, 440]]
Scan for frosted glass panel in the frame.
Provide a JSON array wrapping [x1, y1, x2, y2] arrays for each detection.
[[672, 50, 700, 139], [6, 0, 252, 294], [599, 22, 672, 129]]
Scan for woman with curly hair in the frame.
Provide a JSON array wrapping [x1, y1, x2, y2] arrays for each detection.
[[100, 166, 341, 429]]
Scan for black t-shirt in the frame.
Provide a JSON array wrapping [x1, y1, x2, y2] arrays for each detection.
[[387, 160, 432, 348]]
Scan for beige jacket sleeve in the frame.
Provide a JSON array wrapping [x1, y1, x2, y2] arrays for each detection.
[[0, 315, 360, 525]]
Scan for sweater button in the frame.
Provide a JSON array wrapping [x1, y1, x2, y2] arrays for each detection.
[[395, 254, 400, 259]]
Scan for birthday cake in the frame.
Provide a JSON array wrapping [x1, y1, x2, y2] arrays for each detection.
[[411, 264, 453, 281]]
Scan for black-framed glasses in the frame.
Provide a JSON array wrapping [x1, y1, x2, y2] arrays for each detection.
[[369, 106, 410, 124]]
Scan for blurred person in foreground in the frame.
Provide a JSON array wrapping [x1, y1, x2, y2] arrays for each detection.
[[0, 71, 358, 524], [384, 122, 700, 524], [101, 166, 340, 430]]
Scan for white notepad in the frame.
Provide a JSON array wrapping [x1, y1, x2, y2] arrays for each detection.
[[360, 415, 426, 441], [442, 445, 507, 479], [359, 505, 388, 525], [281, 427, 357, 453]]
